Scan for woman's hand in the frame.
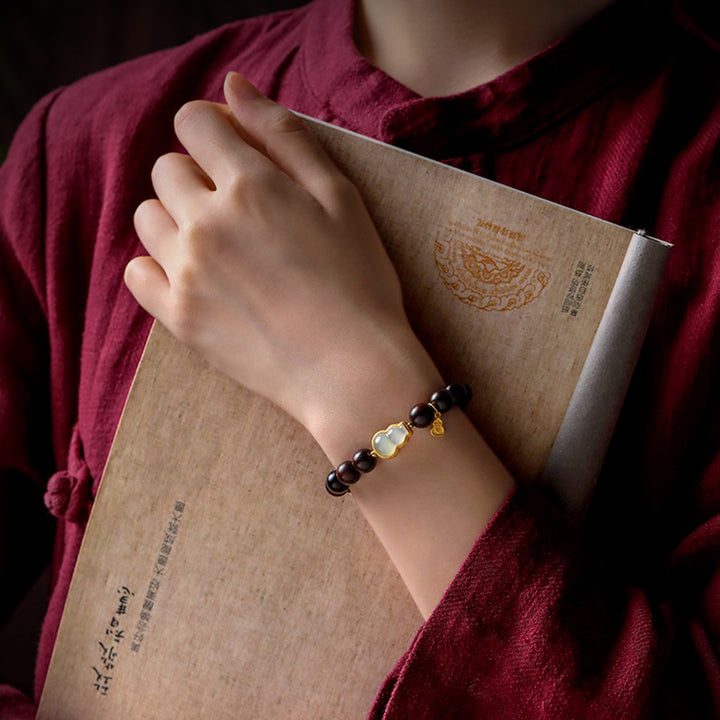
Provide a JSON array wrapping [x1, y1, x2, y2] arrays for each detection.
[[125, 72, 441, 447], [125, 73, 514, 617]]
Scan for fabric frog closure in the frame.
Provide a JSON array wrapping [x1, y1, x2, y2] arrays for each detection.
[[43, 424, 93, 524]]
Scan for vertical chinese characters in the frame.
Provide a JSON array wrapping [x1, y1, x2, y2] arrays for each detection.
[[131, 500, 187, 653], [562, 261, 594, 316], [92, 586, 135, 695]]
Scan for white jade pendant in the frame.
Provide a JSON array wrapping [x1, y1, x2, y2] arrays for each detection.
[[371, 422, 412, 459]]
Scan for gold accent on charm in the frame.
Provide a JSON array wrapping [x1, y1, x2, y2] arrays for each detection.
[[426, 403, 445, 438], [430, 416, 445, 437]]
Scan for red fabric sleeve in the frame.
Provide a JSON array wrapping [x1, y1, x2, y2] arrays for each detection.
[[0, 92, 63, 718], [370, 484, 720, 719], [0, 690, 35, 720]]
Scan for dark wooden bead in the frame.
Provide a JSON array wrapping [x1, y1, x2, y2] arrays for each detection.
[[337, 460, 361, 485], [409, 402, 435, 428], [430, 389, 454, 413], [446, 383, 471, 410], [352, 449, 377, 473], [326, 471, 350, 496]]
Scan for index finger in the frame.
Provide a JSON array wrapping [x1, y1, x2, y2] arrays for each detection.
[[223, 72, 352, 206], [173, 99, 275, 191]]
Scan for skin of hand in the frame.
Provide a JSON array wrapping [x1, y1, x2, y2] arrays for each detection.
[[125, 71, 442, 443], [125, 72, 515, 617]]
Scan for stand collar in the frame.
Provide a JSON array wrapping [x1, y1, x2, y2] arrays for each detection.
[[299, 0, 675, 158]]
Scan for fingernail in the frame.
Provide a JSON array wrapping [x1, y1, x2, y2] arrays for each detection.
[[225, 71, 262, 100]]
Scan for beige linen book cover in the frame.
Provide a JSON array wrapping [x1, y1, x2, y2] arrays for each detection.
[[38, 117, 671, 720]]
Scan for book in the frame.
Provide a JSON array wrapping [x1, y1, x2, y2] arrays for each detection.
[[37, 117, 671, 720]]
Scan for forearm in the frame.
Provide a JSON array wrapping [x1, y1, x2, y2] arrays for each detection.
[[304, 334, 515, 618]]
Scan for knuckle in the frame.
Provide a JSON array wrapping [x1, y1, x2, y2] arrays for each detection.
[[174, 101, 201, 131], [123, 256, 143, 289], [179, 213, 225, 271], [133, 198, 154, 229], [174, 100, 216, 133], [168, 264, 207, 339], [266, 107, 306, 137], [181, 213, 215, 248], [225, 167, 253, 197], [324, 173, 361, 208], [168, 296, 198, 345], [164, 272, 192, 328], [226, 164, 274, 199], [150, 154, 166, 181], [151, 152, 178, 184], [172, 262, 201, 298]]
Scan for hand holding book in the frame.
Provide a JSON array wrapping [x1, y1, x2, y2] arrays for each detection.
[[125, 72, 426, 433], [124, 72, 515, 618], [39, 79, 669, 719]]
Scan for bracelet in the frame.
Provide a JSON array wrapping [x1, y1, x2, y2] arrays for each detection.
[[325, 383, 472, 496]]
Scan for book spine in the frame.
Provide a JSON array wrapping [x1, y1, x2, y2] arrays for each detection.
[[540, 233, 672, 517]]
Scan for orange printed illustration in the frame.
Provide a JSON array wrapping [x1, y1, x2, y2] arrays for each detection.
[[434, 218, 551, 311]]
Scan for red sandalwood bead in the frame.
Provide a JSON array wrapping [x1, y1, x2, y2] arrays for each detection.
[[337, 460, 361, 485], [430, 389, 454, 413], [352, 448, 377, 473], [325, 470, 349, 496], [409, 402, 435, 428]]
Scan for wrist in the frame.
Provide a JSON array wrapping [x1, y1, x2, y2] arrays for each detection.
[[301, 329, 444, 465]]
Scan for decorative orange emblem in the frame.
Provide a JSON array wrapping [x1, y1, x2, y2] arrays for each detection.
[[434, 232, 550, 311]]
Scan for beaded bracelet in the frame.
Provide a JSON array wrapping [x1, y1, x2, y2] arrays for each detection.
[[325, 383, 472, 496]]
